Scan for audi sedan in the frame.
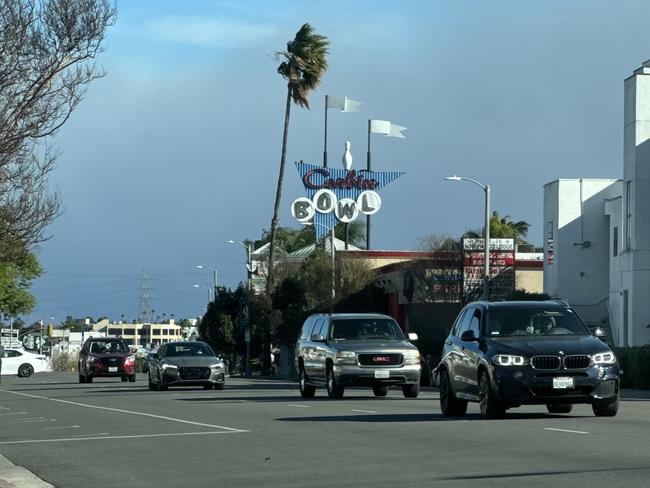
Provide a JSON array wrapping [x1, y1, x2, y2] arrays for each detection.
[[434, 300, 620, 418], [147, 341, 225, 391]]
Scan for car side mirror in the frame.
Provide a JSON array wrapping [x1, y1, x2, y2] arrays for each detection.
[[310, 334, 326, 342], [408, 332, 418, 341], [594, 327, 606, 338], [151, 353, 159, 360], [460, 330, 478, 342]]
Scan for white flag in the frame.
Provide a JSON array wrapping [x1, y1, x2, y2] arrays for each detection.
[[370, 119, 406, 138], [327, 95, 362, 112]]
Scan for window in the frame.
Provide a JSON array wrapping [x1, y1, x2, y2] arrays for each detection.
[[625, 180, 632, 251], [108, 328, 121, 335], [468, 310, 481, 337], [123, 328, 135, 335], [152, 329, 160, 336], [330, 319, 404, 340], [455, 308, 475, 337], [311, 320, 324, 338], [299, 319, 315, 340], [613, 226, 619, 257], [451, 309, 469, 336], [5, 350, 22, 358]]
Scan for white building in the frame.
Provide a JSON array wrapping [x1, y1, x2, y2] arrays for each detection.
[[543, 60, 650, 346]]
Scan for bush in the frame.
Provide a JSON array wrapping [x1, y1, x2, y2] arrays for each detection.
[[614, 346, 650, 389]]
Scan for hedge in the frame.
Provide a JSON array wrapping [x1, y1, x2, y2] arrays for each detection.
[[614, 346, 650, 389]]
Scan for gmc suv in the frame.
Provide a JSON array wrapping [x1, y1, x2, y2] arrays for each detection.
[[294, 313, 421, 399], [433, 301, 620, 418]]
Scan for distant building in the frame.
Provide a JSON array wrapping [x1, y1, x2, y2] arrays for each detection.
[[92, 319, 182, 347]]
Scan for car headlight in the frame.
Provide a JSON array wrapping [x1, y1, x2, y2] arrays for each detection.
[[592, 351, 616, 365], [162, 363, 178, 370], [210, 363, 224, 370], [335, 351, 356, 365], [404, 350, 420, 365], [492, 354, 528, 366]]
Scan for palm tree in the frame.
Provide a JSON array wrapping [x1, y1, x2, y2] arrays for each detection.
[[463, 211, 530, 244], [266, 24, 329, 294]]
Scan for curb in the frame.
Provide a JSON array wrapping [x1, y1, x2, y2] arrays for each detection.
[[0, 455, 53, 488]]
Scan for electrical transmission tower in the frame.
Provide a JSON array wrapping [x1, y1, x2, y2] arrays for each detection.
[[138, 270, 153, 324]]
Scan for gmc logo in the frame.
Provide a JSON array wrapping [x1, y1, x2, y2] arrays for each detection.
[[373, 356, 391, 362]]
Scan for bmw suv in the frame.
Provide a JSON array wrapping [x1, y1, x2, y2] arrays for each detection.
[[294, 313, 421, 399], [434, 301, 620, 418]]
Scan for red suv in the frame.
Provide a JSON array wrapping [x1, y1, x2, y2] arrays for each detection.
[[78, 337, 136, 383]]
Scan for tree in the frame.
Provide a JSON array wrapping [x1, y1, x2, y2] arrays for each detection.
[[266, 23, 329, 293], [464, 211, 530, 244], [0, 250, 42, 315], [0, 0, 115, 264]]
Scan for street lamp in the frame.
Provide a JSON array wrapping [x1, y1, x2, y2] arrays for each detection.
[[302, 222, 336, 303], [445, 175, 491, 300], [192, 284, 213, 302], [225, 240, 256, 292], [194, 265, 217, 301]]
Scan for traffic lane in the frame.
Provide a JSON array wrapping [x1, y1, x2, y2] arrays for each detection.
[[2, 375, 650, 487]]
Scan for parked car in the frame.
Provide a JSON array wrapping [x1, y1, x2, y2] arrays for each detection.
[[294, 313, 421, 399], [0, 348, 50, 377], [147, 341, 225, 391], [78, 337, 136, 383], [433, 300, 620, 419]]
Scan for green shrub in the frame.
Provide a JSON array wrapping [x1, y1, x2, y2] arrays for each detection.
[[614, 346, 650, 389]]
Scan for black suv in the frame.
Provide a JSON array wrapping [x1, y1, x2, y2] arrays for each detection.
[[434, 301, 619, 418]]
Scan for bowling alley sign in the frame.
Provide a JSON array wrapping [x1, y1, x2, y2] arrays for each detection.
[[291, 160, 405, 242]]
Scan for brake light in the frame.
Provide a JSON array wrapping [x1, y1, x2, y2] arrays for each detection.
[[124, 355, 135, 366]]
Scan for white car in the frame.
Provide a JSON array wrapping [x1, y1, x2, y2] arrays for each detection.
[[0, 348, 51, 377]]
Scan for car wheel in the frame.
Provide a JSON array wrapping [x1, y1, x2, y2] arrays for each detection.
[[79, 374, 86, 384], [128, 375, 136, 383], [214, 383, 225, 391], [121, 376, 128, 382], [439, 369, 467, 417], [372, 386, 388, 397], [203, 384, 213, 390], [547, 404, 573, 414], [86, 374, 93, 383], [592, 396, 619, 417], [148, 371, 158, 391], [479, 370, 505, 419], [326, 365, 344, 399], [17, 363, 34, 378], [299, 368, 316, 398], [402, 383, 420, 398]]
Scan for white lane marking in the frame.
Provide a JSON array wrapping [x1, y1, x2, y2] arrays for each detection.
[[544, 427, 589, 435], [287, 404, 310, 408], [2, 390, 248, 433], [22, 419, 57, 423], [44, 425, 80, 431], [352, 409, 377, 413], [21, 417, 45, 421], [0, 407, 10, 410], [0, 412, 27, 416], [0, 430, 243, 445]]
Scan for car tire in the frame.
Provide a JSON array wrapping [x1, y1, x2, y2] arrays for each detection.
[[479, 370, 505, 419], [79, 374, 86, 384], [148, 372, 158, 391], [215, 383, 225, 391], [372, 386, 388, 397], [17, 363, 34, 378], [402, 383, 419, 398], [121, 376, 128, 382], [128, 375, 136, 383], [299, 368, 316, 398], [439, 369, 467, 417], [203, 384, 213, 390], [592, 396, 619, 417], [86, 374, 93, 383], [547, 404, 573, 414], [326, 365, 344, 399]]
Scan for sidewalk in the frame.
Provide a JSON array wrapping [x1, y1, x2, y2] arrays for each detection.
[[0, 455, 53, 488]]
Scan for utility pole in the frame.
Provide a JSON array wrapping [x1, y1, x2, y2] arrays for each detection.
[[138, 270, 152, 346]]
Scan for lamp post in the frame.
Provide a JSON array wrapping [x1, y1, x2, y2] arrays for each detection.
[[302, 222, 336, 304], [225, 240, 256, 292], [194, 265, 217, 302], [445, 175, 491, 300], [192, 284, 213, 302]]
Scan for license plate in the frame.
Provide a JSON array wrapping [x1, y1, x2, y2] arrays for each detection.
[[108, 367, 118, 373], [374, 370, 389, 379], [552, 376, 574, 389]]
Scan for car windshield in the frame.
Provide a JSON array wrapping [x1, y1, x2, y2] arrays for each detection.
[[90, 341, 129, 353], [164, 343, 214, 357], [485, 308, 589, 337], [330, 319, 405, 340]]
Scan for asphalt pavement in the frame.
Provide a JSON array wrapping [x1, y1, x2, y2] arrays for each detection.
[[1, 372, 649, 487]]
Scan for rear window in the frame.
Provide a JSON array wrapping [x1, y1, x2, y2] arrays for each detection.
[[330, 319, 405, 341], [485, 308, 589, 337], [89, 340, 129, 353]]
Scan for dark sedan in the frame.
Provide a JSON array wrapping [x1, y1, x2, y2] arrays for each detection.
[[147, 341, 225, 390], [434, 300, 620, 418]]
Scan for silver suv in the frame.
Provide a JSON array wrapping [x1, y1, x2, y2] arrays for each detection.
[[294, 313, 421, 399]]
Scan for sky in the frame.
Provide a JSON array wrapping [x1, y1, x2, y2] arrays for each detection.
[[23, 0, 650, 324]]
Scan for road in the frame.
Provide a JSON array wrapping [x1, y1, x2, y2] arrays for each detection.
[[1, 372, 649, 487]]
